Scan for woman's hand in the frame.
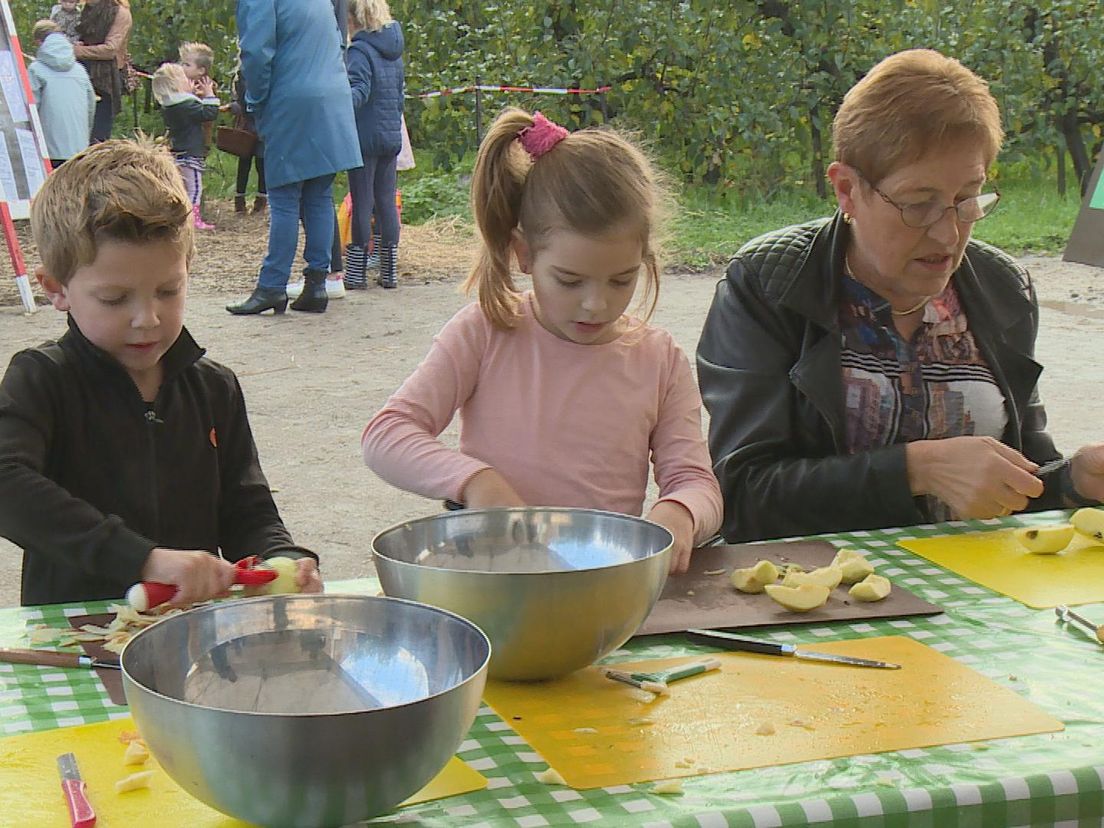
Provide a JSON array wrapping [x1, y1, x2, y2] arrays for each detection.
[[140, 548, 238, 607], [646, 500, 695, 575], [295, 558, 323, 593], [460, 468, 527, 509], [1070, 444, 1104, 504], [906, 436, 1044, 519]]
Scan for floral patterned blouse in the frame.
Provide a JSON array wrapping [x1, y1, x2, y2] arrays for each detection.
[[839, 275, 1008, 520]]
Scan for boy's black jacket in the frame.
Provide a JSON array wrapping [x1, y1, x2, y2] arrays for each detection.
[[0, 318, 315, 605]]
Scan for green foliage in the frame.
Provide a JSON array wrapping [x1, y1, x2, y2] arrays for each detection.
[[7, 0, 1101, 210]]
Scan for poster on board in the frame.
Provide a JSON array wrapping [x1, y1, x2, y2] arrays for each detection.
[[1063, 151, 1104, 268], [0, 0, 51, 313], [0, 2, 49, 219]]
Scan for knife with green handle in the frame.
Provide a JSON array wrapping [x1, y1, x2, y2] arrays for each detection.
[[686, 629, 901, 669]]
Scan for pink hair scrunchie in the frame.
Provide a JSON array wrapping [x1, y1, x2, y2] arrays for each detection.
[[517, 112, 568, 160]]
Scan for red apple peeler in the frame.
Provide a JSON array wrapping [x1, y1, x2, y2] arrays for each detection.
[[126, 556, 278, 611]]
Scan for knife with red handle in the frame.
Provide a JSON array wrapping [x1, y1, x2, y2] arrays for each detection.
[[126, 555, 278, 611], [57, 752, 96, 827]]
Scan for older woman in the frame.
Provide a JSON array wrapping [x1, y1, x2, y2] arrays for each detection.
[[697, 49, 1104, 543], [74, 0, 131, 142]]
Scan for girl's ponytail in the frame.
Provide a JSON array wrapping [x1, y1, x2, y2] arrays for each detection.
[[463, 108, 535, 328]]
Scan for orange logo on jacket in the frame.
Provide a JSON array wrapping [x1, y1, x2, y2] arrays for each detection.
[[209, 427, 217, 448]]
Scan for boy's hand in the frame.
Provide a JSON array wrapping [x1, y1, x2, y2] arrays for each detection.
[[295, 558, 323, 593], [141, 547, 237, 607], [645, 500, 696, 575]]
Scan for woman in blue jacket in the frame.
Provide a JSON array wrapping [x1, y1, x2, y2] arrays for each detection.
[[228, 0, 362, 315], [343, 0, 404, 290]]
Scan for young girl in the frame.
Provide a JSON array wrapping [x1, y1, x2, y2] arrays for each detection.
[[151, 62, 218, 230], [343, 0, 404, 290], [362, 108, 722, 573]]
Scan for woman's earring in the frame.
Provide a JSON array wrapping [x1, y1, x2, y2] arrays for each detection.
[[842, 212, 854, 225]]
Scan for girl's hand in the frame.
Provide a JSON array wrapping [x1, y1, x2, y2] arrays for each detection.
[[196, 76, 214, 97], [295, 558, 323, 593], [646, 500, 695, 575], [460, 468, 527, 509], [140, 548, 238, 607], [906, 436, 1044, 519], [1070, 444, 1104, 504]]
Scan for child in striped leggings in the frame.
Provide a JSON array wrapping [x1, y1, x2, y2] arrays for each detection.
[[151, 62, 219, 230]]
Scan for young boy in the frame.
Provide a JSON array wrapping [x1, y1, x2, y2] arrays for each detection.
[[28, 20, 94, 168], [0, 140, 320, 606]]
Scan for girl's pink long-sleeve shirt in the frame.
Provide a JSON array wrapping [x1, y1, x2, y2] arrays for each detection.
[[362, 295, 722, 545]]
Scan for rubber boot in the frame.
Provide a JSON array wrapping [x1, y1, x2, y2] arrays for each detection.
[[365, 233, 381, 270], [234, 194, 247, 213], [193, 204, 215, 231], [290, 268, 328, 312], [226, 285, 287, 315], [377, 244, 398, 289], [343, 244, 367, 290]]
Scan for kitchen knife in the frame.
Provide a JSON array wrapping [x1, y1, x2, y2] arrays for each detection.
[[686, 629, 901, 669], [57, 752, 96, 828], [0, 648, 120, 671]]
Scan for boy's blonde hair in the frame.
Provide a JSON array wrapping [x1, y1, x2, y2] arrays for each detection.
[[31, 139, 195, 286], [151, 62, 188, 107], [32, 19, 59, 44], [349, 0, 393, 32], [833, 49, 1004, 184], [178, 41, 214, 72], [463, 108, 663, 329]]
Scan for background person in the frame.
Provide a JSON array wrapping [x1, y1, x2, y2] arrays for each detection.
[[227, 0, 360, 316], [74, 0, 131, 142], [697, 48, 1104, 544], [27, 20, 94, 168]]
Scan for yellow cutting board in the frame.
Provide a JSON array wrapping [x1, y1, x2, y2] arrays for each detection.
[[483, 636, 1062, 789], [899, 529, 1104, 608], [0, 718, 486, 827]]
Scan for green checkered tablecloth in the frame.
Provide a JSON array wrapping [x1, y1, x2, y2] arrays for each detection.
[[3, 512, 1104, 827]]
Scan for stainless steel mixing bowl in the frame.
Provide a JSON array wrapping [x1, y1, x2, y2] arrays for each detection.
[[121, 594, 490, 827], [373, 508, 673, 680]]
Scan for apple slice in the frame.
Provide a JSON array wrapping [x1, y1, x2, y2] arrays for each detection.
[[848, 574, 891, 602], [831, 548, 875, 584], [730, 559, 779, 594], [763, 582, 830, 612], [1071, 508, 1104, 542], [1013, 524, 1075, 554], [781, 565, 842, 590]]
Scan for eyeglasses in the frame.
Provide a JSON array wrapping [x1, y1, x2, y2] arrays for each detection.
[[861, 175, 1000, 228]]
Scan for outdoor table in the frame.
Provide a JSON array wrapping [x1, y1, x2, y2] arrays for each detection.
[[2, 512, 1103, 827]]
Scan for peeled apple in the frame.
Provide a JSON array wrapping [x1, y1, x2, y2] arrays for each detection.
[[1012, 524, 1075, 554], [831, 548, 875, 584], [1071, 508, 1104, 542], [781, 565, 842, 590], [848, 574, 892, 602], [730, 559, 779, 594], [763, 582, 830, 612], [243, 556, 302, 597]]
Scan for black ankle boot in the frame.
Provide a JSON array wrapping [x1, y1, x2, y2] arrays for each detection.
[[290, 268, 328, 312], [226, 286, 288, 315], [234, 194, 247, 213]]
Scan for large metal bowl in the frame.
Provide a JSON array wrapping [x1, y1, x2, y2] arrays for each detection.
[[373, 508, 673, 680], [121, 594, 490, 827]]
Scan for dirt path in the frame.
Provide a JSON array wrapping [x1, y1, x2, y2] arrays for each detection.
[[0, 209, 1100, 606]]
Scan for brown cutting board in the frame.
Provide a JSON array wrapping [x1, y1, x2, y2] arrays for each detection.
[[636, 540, 941, 636], [483, 637, 1063, 789]]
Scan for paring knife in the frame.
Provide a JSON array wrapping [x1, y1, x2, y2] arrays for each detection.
[[57, 752, 96, 828], [0, 648, 120, 670], [686, 629, 901, 669]]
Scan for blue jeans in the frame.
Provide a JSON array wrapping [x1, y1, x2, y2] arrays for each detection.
[[258, 174, 335, 290]]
